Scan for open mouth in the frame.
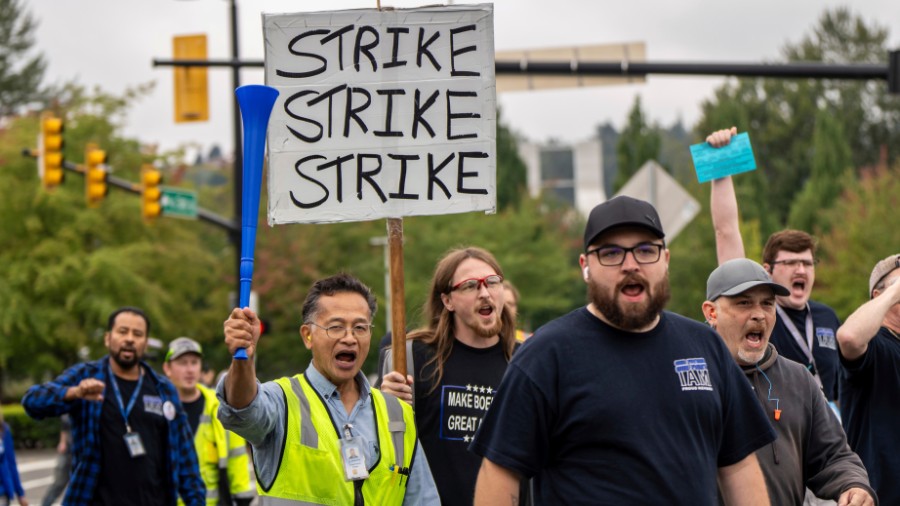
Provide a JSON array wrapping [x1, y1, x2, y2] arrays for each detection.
[[620, 282, 647, 301], [791, 279, 807, 294], [478, 304, 494, 317], [745, 331, 765, 348], [335, 350, 357, 368]]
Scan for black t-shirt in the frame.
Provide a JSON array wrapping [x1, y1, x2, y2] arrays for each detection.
[[770, 300, 841, 401], [840, 326, 900, 505], [96, 373, 169, 506], [182, 396, 205, 437], [409, 339, 520, 506], [469, 308, 776, 505]]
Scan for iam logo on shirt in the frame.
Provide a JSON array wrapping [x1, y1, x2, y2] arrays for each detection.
[[673, 358, 713, 392]]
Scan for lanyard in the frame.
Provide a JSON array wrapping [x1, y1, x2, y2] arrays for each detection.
[[776, 304, 823, 389], [109, 364, 144, 433]]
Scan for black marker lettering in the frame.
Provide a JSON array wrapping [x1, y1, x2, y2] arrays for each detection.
[[412, 89, 438, 139], [374, 89, 406, 137], [277, 29, 329, 79], [384, 27, 409, 69], [357, 154, 388, 203], [387, 154, 420, 200], [417, 28, 441, 71], [446, 91, 480, 140], [449, 25, 479, 77], [306, 84, 347, 139], [427, 152, 454, 200], [457, 151, 489, 195], [320, 25, 355, 71], [284, 90, 323, 142], [354, 26, 379, 72], [317, 154, 354, 203], [290, 155, 328, 208], [344, 87, 371, 137]]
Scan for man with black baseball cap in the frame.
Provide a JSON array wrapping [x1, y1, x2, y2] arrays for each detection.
[[838, 253, 900, 505], [703, 259, 875, 506], [471, 196, 775, 505]]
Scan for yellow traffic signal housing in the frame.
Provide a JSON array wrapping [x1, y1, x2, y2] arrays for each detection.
[[173, 34, 209, 123], [84, 143, 108, 207], [141, 164, 163, 220], [39, 113, 65, 190]]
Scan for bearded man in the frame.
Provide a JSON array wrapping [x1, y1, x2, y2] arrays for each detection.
[[470, 196, 776, 506]]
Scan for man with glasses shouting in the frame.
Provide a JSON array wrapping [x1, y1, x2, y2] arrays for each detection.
[[380, 247, 524, 506], [217, 273, 439, 505], [708, 127, 843, 408], [471, 196, 774, 505]]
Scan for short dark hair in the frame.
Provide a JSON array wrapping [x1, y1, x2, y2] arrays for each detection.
[[107, 306, 151, 337], [301, 273, 377, 324], [762, 230, 817, 266]]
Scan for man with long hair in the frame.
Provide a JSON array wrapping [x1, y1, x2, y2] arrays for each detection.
[[380, 247, 522, 505]]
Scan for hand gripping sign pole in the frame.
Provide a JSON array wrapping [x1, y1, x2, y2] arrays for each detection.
[[234, 84, 279, 360]]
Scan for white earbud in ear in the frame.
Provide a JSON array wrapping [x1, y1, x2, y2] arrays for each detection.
[[582, 266, 590, 281]]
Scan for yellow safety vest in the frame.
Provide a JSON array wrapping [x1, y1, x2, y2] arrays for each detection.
[[257, 374, 416, 506], [179, 385, 254, 506]]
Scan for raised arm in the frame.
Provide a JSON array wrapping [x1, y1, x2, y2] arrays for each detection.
[[223, 307, 261, 409], [837, 274, 900, 360], [718, 453, 770, 506], [707, 127, 746, 264]]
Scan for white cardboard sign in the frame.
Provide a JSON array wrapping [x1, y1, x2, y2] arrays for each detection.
[[263, 4, 496, 225]]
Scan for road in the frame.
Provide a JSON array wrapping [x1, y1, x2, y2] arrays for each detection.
[[15, 449, 61, 506]]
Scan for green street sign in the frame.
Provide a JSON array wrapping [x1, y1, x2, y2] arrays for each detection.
[[161, 187, 198, 219]]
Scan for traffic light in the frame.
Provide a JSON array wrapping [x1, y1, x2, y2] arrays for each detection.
[[141, 164, 163, 220], [39, 113, 64, 190], [84, 143, 108, 208]]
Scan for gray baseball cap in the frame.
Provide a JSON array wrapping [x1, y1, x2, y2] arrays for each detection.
[[706, 258, 790, 301], [165, 337, 203, 362]]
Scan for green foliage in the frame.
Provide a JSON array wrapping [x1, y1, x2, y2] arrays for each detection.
[[787, 109, 853, 232], [2, 403, 60, 449], [496, 108, 528, 211], [0, 86, 230, 397], [615, 96, 661, 192], [696, 8, 900, 233], [812, 164, 900, 320], [0, 0, 46, 116]]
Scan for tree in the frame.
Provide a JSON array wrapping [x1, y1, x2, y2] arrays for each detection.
[[495, 108, 528, 211], [0, 86, 230, 398], [696, 8, 900, 233], [0, 0, 46, 116], [615, 96, 660, 192]]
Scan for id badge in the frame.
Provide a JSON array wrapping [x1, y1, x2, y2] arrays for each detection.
[[124, 431, 147, 458], [340, 436, 369, 481]]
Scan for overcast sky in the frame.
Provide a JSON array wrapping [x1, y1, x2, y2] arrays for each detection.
[[27, 0, 900, 158]]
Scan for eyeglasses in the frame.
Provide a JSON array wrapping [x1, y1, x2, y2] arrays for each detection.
[[450, 274, 504, 294], [770, 258, 818, 269], [586, 243, 665, 266], [306, 322, 373, 340]]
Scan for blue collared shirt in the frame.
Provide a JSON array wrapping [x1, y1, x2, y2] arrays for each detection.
[[217, 363, 439, 505]]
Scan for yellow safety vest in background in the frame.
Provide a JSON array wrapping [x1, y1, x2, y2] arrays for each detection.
[[179, 384, 255, 506], [257, 374, 416, 505]]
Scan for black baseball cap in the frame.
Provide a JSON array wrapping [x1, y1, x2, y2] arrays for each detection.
[[584, 196, 665, 250]]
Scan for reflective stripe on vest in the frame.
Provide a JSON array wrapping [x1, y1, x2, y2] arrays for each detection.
[[260, 374, 416, 505]]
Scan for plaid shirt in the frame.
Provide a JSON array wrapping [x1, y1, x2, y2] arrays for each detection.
[[23, 357, 205, 506]]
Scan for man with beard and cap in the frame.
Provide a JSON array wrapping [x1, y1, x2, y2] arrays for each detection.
[[708, 128, 843, 406], [470, 196, 775, 505], [703, 259, 875, 506], [23, 307, 204, 506], [837, 254, 900, 505], [379, 247, 525, 506], [217, 273, 439, 505]]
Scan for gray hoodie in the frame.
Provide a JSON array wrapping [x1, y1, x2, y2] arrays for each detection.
[[741, 344, 876, 505]]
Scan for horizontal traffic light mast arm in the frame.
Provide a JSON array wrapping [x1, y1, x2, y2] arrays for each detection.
[[151, 56, 893, 82], [22, 150, 238, 233]]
